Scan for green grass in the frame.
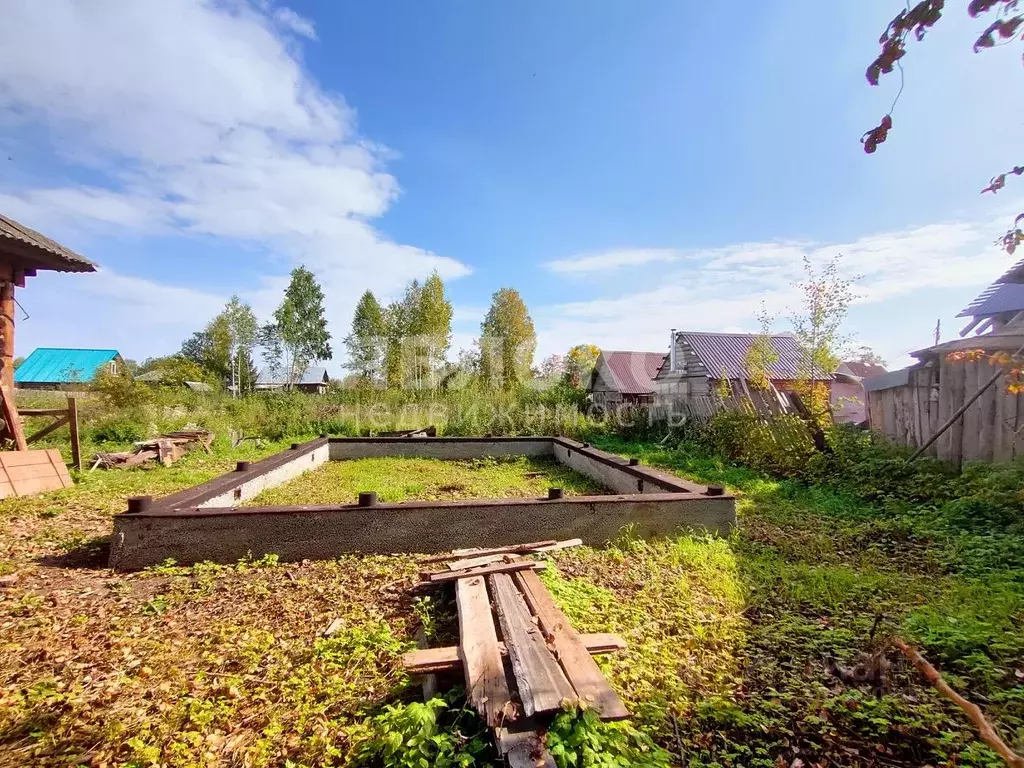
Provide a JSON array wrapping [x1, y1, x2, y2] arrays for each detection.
[[244, 455, 607, 506], [3, 422, 1023, 767]]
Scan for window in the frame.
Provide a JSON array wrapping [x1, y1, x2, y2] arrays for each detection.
[[109, 361, 118, 375]]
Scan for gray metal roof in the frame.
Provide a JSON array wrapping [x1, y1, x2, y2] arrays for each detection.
[[256, 366, 329, 386], [0, 213, 97, 272], [676, 331, 817, 380], [863, 366, 913, 392], [956, 282, 1024, 318]]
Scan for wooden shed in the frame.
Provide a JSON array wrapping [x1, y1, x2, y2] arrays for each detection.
[[864, 323, 1024, 465], [588, 351, 666, 412]]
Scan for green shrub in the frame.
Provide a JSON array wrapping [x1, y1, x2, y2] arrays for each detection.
[[88, 416, 146, 444]]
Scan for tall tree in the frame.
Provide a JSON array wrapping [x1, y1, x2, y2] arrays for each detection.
[[410, 272, 453, 389], [179, 313, 232, 384], [790, 255, 856, 419], [479, 288, 536, 389], [344, 290, 386, 383], [223, 296, 258, 395], [743, 304, 780, 390], [383, 280, 420, 388], [270, 266, 332, 387], [565, 344, 600, 389]]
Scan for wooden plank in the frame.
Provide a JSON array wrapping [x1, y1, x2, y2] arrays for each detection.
[[421, 540, 559, 564], [0, 383, 27, 451], [18, 408, 71, 417], [489, 572, 576, 717], [961, 362, 981, 462], [447, 553, 508, 570], [0, 450, 52, 467], [26, 415, 70, 444], [421, 560, 544, 585], [456, 576, 512, 727], [46, 449, 73, 488], [531, 538, 583, 554], [513, 569, 630, 720], [977, 365, 997, 463], [993, 380, 1008, 463], [68, 397, 81, 471], [6, 461, 66, 481], [403, 633, 627, 675]]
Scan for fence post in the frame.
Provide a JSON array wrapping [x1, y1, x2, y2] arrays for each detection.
[[67, 397, 81, 471]]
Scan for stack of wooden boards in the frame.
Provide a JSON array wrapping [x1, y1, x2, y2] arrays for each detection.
[[93, 429, 214, 469], [403, 539, 629, 767]]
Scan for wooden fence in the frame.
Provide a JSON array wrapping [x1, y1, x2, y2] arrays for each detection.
[[866, 358, 1024, 465]]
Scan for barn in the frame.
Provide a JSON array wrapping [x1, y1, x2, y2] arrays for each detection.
[[588, 350, 666, 411]]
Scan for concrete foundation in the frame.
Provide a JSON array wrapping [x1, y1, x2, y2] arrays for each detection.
[[108, 436, 736, 570]]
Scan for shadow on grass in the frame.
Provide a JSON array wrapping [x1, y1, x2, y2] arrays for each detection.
[[37, 535, 110, 569]]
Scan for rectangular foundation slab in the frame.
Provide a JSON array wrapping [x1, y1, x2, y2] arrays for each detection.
[[109, 436, 736, 570]]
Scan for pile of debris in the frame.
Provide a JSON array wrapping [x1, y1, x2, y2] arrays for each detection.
[[403, 539, 629, 767], [92, 429, 213, 470]]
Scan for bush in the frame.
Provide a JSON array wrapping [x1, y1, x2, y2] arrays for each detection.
[[88, 416, 146, 445]]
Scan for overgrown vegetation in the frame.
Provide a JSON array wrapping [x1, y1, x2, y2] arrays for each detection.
[[245, 456, 606, 506], [4, 380, 1024, 766]]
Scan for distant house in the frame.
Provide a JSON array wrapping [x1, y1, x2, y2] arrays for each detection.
[[135, 370, 212, 392], [14, 348, 124, 390], [588, 350, 666, 411], [255, 366, 330, 394], [831, 360, 887, 424], [958, 257, 1024, 336], [653, 330, 830, 406]]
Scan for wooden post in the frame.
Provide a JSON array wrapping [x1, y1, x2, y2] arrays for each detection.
[[68, 397, 81, 471], [0, 280, 14, 394]]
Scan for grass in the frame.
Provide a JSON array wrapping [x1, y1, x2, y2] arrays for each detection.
[[1, 427, 1022, 766], [244, 455, 607, 506]]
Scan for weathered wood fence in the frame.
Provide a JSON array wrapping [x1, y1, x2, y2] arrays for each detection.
[[866, 358, 1024, 465]]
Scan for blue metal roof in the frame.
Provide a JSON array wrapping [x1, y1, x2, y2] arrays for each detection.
[[14, 348, 120, 384], [256, 366, 329, 386]]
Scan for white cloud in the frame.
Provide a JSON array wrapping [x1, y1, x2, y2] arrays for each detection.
[[0, 0, 470, 359], [533, 214, 1019, 368], [544, 248, 680, 274], [273, 7, 317, 39]]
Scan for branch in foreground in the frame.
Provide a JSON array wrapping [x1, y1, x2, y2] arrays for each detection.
[[891, 637, 1024, 768]]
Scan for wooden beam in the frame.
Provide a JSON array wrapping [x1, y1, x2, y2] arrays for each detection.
[[0, 382, 27, 451], [25, 415, 70, 444], [513, 569, 630, 721], [68, 397, 81, 471], [0, 281, 14, 394], [421, 540, 559, 564], [19, 408, 71, 417], [402, 633, 627, 674], [420, 560, 544, 585], [456, 575, 512, 727], [489, 572, 576, 717]]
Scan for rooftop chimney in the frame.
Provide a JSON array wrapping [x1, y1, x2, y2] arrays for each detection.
[[669, 329, 677, 371]]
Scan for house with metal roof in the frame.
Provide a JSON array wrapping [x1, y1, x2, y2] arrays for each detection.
[[653, 329, 830, 405], [255, 366, 330, 394], [958, 257, 1024, 336], [588, 350, 666, 411], [14, 348, 124, 390]]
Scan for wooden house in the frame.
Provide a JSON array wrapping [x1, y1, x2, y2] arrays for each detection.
[[255, 366, 330, 394], [588, 350, 666, 412], [653, 330, 828, 405], [0, 214, 96, 392], [15, 348, 125, 390]]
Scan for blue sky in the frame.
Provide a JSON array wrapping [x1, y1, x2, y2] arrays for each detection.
[[1, 0, 1021, 371]]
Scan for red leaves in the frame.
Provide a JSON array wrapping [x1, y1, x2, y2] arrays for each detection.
[[973, 15, 1024, 51], [981, 165, 1024, 194], [969, 0, 1020, 18], [861, 115, 892, 154], [865, 0, 945, 86]]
